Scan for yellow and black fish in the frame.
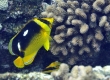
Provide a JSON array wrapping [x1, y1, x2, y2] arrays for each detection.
[[8, 18, 54, 68], [42, 61, 61, 74]]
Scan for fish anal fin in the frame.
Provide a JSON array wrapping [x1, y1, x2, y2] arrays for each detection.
[[44, 39, 50, 51], [23, 52, 37, 65], [13, 56, 24, 68]]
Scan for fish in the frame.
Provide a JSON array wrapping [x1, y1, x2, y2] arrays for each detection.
[[42, 61, 61, 74], [8, 18, 54, 68]]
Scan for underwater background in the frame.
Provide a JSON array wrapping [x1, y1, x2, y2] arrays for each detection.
[[0, 0, 110, 80]]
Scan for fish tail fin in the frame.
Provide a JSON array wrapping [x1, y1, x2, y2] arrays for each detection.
[[13, 56, 24, 68]]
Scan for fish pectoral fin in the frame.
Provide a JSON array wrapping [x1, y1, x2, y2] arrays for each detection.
[[44, 39, 50, 51], [13, 56, 24, 68], [23, 52, 37, 65]]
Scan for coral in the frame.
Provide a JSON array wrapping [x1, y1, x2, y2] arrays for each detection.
[[92, 0, 105, 12], [0, 0, 8, 10], [0, 64, 110, 80], [51, 63, 94, 80], [0, 72, 54, 80], [51, 63, 70, 80], [69, 65, 94, 80], [104, 4, 110, 14], [51, 63, 110, 80], [41, 0, 110, 65]]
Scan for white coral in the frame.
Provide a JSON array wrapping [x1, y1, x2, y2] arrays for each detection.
[[99, 16, 107, 27], [92, 0, 105, 12], [80, 23, 89, 34], [95, 29, 104, 41], [75, 8, 87, 19], [71, 19, 83, 26], [81, 3, 90, 12], [103, 4, 110, 14], [67, 8, 74, 14]]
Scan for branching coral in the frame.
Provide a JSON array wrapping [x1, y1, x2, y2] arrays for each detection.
[[51, 63, 69, 80], [51, 63, 95, 80], [41, 0, 110, 65], [51, 63, 110, 80]]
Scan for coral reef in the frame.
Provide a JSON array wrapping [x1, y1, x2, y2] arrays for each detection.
[[0, 0, 110, 76], [0, 72, 54, 80], [41, 0, 110, 65], [0, 64, 110, 80], [51, 63, 110, 80], [0, 0, 43, 23]]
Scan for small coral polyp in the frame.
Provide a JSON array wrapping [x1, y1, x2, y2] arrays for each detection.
[[41, 0, 110, 65]]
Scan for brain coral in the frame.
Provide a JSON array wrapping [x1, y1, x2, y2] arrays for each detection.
[[41, 0, 110, 65]]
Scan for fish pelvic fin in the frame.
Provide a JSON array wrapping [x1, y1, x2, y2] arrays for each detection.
[[13, 56, 24, 68], [23, 51, 37, 65]]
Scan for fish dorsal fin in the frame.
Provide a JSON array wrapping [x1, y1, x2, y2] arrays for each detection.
[[42, 18, 54, 25], [23, 51, 37, 65], [46, 61, 60, 69], [13, 56, 24, 68], [33, 18, 51, 32]]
